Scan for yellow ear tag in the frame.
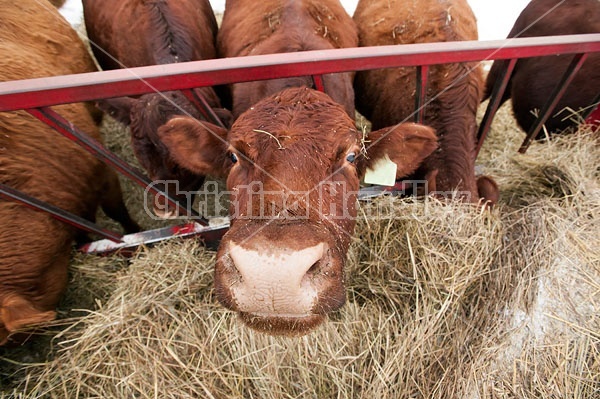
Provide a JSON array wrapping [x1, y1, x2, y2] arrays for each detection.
[[363, 154, 398, 186]]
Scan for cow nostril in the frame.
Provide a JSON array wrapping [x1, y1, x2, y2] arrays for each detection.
[[306, 258, 322, 276], [306, 248, 330, 278]]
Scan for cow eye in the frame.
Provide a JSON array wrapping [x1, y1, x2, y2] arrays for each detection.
[[346, 152, 356, 163], [230, 153, 238, 164]]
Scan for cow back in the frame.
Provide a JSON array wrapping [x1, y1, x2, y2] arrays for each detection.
[[506, 0, 600, 38], [354, 0, 481, 128], [484, 0, 600, 135], [218, 0, 357, 58], [218, 0, 358, 118], [83, 0, 219, 69]]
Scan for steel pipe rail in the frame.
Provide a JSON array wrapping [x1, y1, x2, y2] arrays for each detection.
[[0, 34, 598, 112], [518, 52, 589, 153], [0, 182, 124, 243], [26, 107, 205, 223]]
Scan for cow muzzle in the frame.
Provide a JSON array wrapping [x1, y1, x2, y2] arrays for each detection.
[[229, 242, 325, 315], [214, 225, 346, 335]]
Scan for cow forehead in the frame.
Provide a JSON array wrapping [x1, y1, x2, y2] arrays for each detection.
[[227, 92, 360, 158], [231, 130, 359, 186], [229, 124, 358, 154]]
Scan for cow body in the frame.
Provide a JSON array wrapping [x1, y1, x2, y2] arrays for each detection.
[[82, 0, 231, 217], [0, 2, 138, 345], [158, 87, 438, 335], [353, 0, 498, 205], [484, 0, 600, 136], [217, 0, 358, 119]]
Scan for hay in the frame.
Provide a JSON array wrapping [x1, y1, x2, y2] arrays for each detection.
[[4, 194, 598, 398], [477, 102, 599, 206], [96, 116, 183, 232], [1, 96, 599, 398]]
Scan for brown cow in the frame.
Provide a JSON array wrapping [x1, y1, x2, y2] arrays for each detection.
[[217, 0, 358, 119], [48, 0, 66, 8], [0, 2, 138, 345], [483, 0, 600, 137], [353, 0, 499, 206], [82, 0, 232, 217], [157, 86, 438, 335]]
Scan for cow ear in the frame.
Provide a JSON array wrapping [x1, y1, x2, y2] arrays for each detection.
[[157, 116, 231, 179], [96, 97, 136, 125], [0, 294, 56, 332], [359, 123, 438, 179]]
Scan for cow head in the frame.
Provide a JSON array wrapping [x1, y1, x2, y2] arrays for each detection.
[[158, 87, 437, 335], [99, 90, 232, 218]]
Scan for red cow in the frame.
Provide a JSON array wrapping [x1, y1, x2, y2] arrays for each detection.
[[82, 0, 231, 217], [157, 87, 438, 335], [0, 2, 138, 345], [484, 0, 600, 136], [217, 0, 358, 119], [353, 0, 499, 205]]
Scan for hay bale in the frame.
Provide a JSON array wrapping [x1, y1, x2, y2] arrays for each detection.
[[470, 198, 600, 398], [4, 204, 504, 398], [6, 196, 599, 397]]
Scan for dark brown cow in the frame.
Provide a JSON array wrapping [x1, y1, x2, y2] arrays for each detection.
[[82, 0, 231, 217], [157, 87, 438, 335], [353, 0, 499, 205], [217, 0, 358, 119], [48, 0, 66, 8], [484, 0, 600, 137], [0, 2, 138, 345]]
